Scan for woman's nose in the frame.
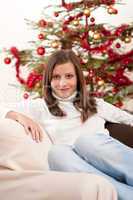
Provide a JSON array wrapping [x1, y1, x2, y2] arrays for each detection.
[[59, 78, 67, 87]]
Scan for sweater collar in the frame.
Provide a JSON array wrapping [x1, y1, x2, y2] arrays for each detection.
[[52, 91, 77, 102]]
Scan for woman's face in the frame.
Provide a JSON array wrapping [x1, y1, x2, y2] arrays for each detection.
[[51, 62, 77, 99]]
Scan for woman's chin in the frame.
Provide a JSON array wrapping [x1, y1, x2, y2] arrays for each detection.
[[58, 92, 71, 99], [54, 89, 76, 99], [59, 94, 70, 99]]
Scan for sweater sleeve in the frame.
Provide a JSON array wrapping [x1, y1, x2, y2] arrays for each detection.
[[96, 98, 133, 126]]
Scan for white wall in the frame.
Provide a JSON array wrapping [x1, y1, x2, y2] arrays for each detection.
[[0, 0, 133, 102]]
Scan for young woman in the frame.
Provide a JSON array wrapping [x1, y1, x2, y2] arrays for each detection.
[[1, 49, 133, 200]]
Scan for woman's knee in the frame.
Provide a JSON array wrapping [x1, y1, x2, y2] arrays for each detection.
[[48, 145, 72, 170], [48, 145, 66, 161], [74, 135, 100, 154], [75, 133, 112, 152]]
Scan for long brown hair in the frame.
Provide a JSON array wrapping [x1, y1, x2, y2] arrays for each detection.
[[43, 49, 97, 122]]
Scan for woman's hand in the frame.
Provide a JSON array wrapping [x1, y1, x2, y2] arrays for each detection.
[[6, 111, 43, 143]]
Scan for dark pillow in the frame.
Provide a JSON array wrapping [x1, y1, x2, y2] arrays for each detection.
[[105, 122, 133, 148]]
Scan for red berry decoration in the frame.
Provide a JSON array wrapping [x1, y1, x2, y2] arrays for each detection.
[[4, 57, 11, 64], [38, 19, 47, 27], [38, 33, 45, 40], [37, 46, 45, 55], [90, 17, 95, 23], [54, 12, 59, 17], [23, 93, 29, 99]]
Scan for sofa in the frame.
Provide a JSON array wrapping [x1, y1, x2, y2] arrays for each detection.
[[0, 119, 132, 200], [0, 119, 117, 200]]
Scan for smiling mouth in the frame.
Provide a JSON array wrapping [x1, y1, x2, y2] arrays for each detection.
[[60, 88, 70, 91]]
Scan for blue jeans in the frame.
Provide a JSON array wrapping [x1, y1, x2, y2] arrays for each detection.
[[48, 133, 133, 200]]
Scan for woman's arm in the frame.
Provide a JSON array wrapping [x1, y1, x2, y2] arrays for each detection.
[[5, 111, 43, 142], [96, 98, 133, 126], [0, 99, 46, 142]]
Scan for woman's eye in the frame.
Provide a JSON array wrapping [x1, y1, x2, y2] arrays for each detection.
[[66, 74, 74, 79], [52, 75, 60, 80]]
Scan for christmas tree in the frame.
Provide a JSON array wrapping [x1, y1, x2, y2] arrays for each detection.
[[4, 0, 133, 107]]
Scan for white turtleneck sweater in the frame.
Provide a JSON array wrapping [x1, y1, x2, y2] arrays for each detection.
[[0, 97, 133, 145]]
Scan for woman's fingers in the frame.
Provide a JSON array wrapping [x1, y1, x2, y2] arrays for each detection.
[[11, 113, 44, 143], [24, 125, 31, 135], [37, 126, 44, 142], [32, 125, 44, 142], [30, 127, 37, 141], [25, 124, 43, 143]]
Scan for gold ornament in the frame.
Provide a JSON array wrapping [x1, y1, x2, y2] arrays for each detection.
[[93, 32, 101, 40], [97, 80, 105, 86], [83, 8, 91, 17], [19, 50, 32, 66], [47, 21, 53, 28], [51, 41, 59, 48], [73, 20, 80, 26], [35, 82, 41, 89], [124, 36, 132, 43], [82, 58, 88, 64]]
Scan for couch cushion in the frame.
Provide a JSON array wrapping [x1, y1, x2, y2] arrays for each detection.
[[0, 119, 52, 170]]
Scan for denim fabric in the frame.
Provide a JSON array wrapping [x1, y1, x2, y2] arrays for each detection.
[[48, 133, 133, 200]]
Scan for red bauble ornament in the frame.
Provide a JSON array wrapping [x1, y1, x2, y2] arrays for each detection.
[[38, 19, 47, 27], [90, 17, 95, 23], [38, 33, 45, 40], [23, 93, 29, 99], [37, 46, 45, 55], [115, 43, 121, 49], [64, 3, 73, 11], [4, 57, 11, 64], [54, 12, 59, 17]]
